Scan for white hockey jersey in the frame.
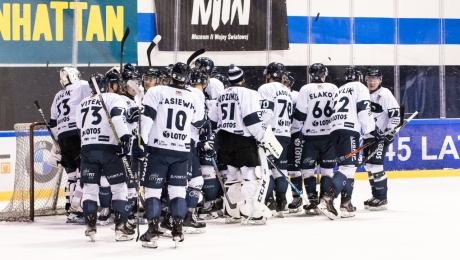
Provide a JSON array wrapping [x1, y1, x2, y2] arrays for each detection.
[[76, 93, 130, 147], [141, 84, 205, 157], [187, 86, 206, 143], [205, 78, 225, 100], [330, 81, 375, 134], [50, 80, 91, 139], [258, 82, 292, 138], [291, 82, 338, 136], [370, 87, 400, 131], [210, 85, 266, 141], [290, 90, 299, 105]]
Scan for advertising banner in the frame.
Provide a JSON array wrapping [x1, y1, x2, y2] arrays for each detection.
[[154, 0, 289, 51], [0, 0, 137, 64]]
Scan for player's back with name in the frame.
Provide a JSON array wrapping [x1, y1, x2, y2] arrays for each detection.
[[297, 82, 337, 136], [215, 86, 263, 139], [258, 82, 292, 137], [330, 81, 373, 134], [50, 80, 91, 138], [76, 93, 129, 147], [142, 84, 205, 157]]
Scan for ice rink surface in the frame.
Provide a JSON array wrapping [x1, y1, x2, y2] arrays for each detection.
[[1, 177, 459, 260]]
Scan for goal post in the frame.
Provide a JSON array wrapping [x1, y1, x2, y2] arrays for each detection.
[[0, 123, 67, 222]]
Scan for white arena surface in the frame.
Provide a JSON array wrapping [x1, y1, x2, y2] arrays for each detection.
[[1, 176, 458, 260]]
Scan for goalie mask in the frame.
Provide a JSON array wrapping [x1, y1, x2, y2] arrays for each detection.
[[60, 67, 81, 88], [308, 63, 328, 82], [89, 73, 109, 94]]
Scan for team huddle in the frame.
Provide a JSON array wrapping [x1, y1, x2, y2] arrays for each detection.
[[47, 57, 400, 248]]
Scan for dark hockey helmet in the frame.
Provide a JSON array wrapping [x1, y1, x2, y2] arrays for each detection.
[[194, 57, 215, 75], [308, 63, 328, 81], [160, 64, 174, 79], [190, 69, 209, 86], [89, 73, 109, 94], [212, 73, 230, 88], [171, 62, 190, 83], [142, 68, 160, 84], [344, 67, 362, 82], [211, 66, 221, 77], [122, 69, 139, 81], [281, 71, 295, 88], [365, 68, 383, 82], [263, 62, 285, 79], [106, 67, 121, 84], [123, 63, 136, 72]]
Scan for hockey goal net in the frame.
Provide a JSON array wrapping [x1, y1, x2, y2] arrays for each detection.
[[0, 123, 67, 222]]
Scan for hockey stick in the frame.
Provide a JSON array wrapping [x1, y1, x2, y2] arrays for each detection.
[[33, 100, 60, 153], [210, 157, 242, 209], [147, 35, 162, 67], [91, 77, 145, 207], [34, 100, 63, 210], [359, 111, 418, 167], [120, 27, 130, 73], [187, 48, 206, 67]]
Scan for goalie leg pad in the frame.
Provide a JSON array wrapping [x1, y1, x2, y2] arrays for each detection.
[[223, 182, 241, 220], [239, 181, 272, 220], [71, 180, 84, 209]]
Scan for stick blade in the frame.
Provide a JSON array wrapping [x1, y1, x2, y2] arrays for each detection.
[[187, 48, 206, 67], [147, 35, 162, 67]]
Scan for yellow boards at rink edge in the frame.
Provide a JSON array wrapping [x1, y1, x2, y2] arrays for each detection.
[[0, 0, 137, 64]]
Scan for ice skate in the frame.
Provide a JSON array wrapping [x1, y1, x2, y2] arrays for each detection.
[[198, 200, 219, 220], [241, 214, 267, 225], [275, 195, 287, 218], [288, 197, 303, 213], [140, 219, 163, 249], [84, 213, 97, 242], [171, 218, 185, 248], [160, 212, 173, 237], [67, 207, 85, 224], [114, 213, 135, 241], [364, 196, 375, 210], [303, 193, 320, 215], [183, 210, 206, 234], [97, 207, 111, 225], [368, 198, 388, 211], [317, 195, 338, 220], [340, 198, 356, 218]]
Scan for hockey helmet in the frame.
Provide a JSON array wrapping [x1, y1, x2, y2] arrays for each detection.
[[211, 66, 221, 77], [190, 69, 209, 86], [142, 68, 160, 85], [308, 63, 328, 81], [89, 73, 109, 94], [195, 57, 215, 75], [263, 62, 285, 79], [171, 62, 190, 83], [123, 63, 136, 73], [212, 73, 230, 88], [365, 68, 383, 82], [105, 67, 121, 86], [60, 67, 81, 88], [281, 71, 295, 88], [344, 67, 362, 82]]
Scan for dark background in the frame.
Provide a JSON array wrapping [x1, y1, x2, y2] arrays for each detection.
[[0, 65, 457, 131]]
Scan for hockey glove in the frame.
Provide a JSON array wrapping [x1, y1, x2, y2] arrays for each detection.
[[199, 119, 212, 142], [116, 134, 132, 157], [126, 106, 142, 124], [368, 127, 385, 144], [384, 128, 397, 145], [132, 137, 146, 160], [197, 141, 216, 158]]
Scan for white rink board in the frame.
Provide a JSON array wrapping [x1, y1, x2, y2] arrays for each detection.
[[0, 177, 458, 259]]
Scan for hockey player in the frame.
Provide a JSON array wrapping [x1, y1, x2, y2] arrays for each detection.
[[159, 64, 174, 86], [195, 57, 225, 100], [363, 69, 400, 211], [49, 67, 91, 223], [318, 67, 383, 219], [136, 62, 205, 248], [106, 67, 123, 94], [280, 71, 304, 213], [212, 73, 230, 89], [291, 63, 338, 215], [258, 62, 292, 217], [142, 68, 160, 93], [76, 73, 134, 241], [210, 64, 272, 224]]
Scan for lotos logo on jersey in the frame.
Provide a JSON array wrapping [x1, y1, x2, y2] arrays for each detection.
[[163, 131, 187, 140]]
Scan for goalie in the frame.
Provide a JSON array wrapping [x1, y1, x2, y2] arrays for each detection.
[[210, 64, 274, 225]]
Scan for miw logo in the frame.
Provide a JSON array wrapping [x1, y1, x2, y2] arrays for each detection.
[[191, 0, 251, 31]]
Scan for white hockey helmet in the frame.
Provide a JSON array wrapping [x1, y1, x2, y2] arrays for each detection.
[[60, 67, 81, 88]]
